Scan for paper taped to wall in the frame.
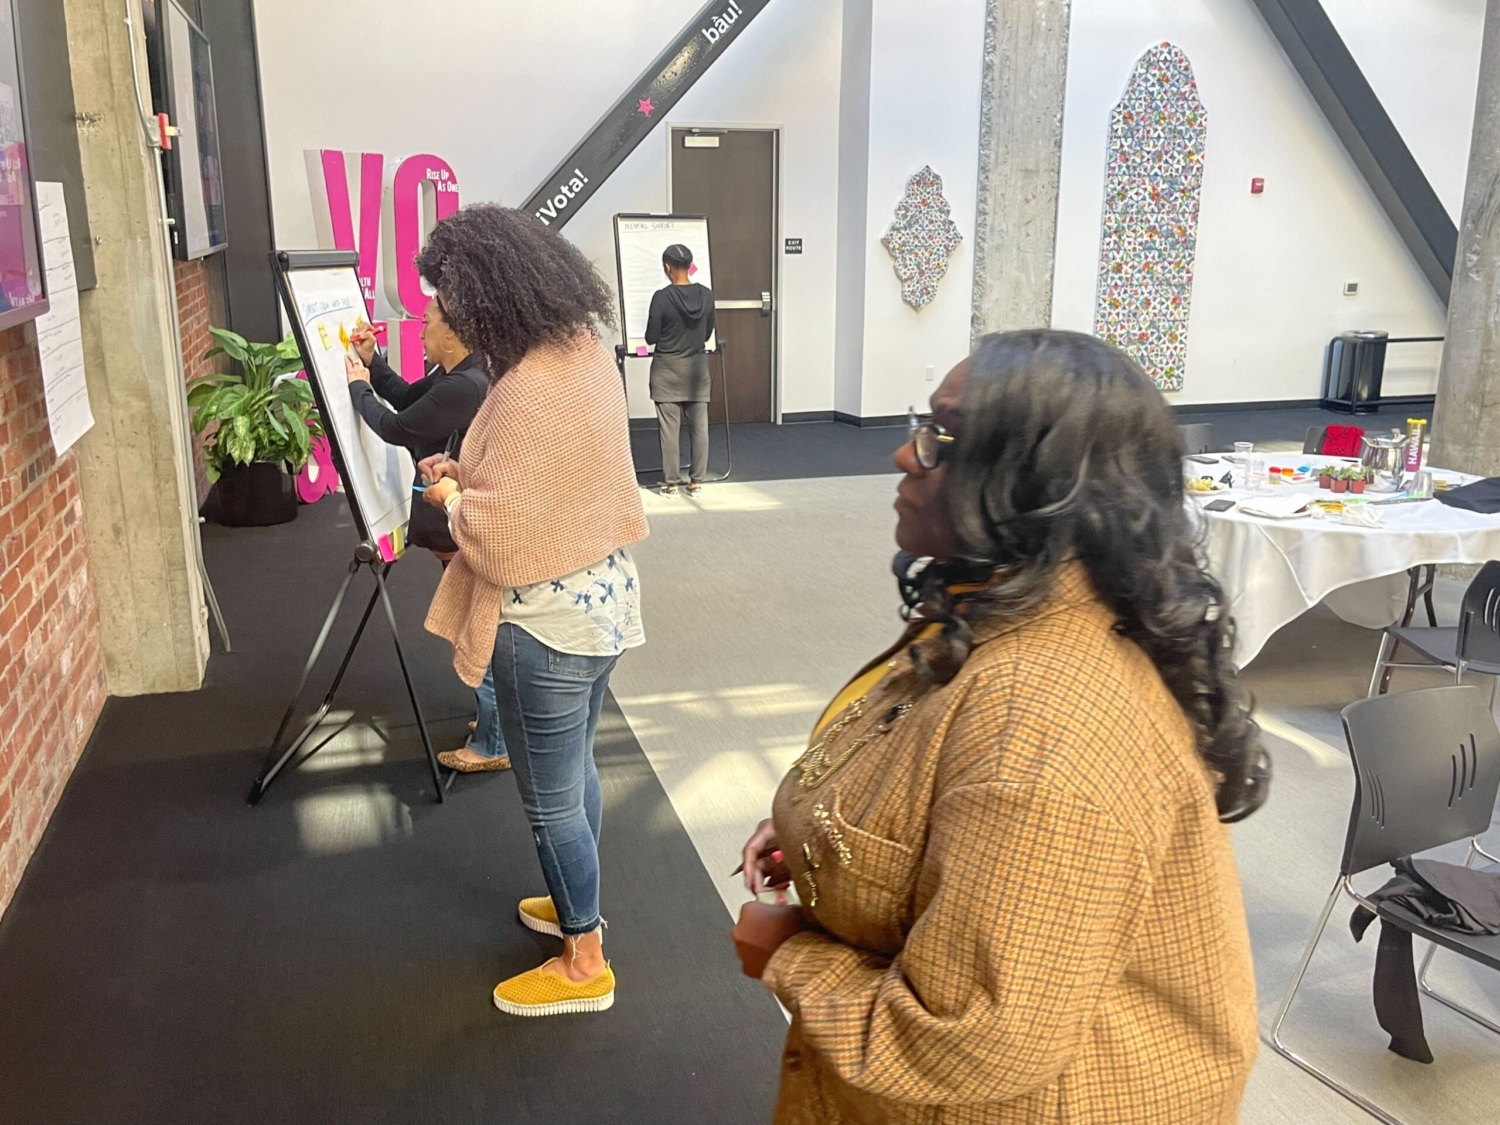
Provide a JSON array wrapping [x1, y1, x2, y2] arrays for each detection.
[[35, 182, 93, 456]]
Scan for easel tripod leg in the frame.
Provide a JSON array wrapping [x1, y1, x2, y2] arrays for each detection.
[[375, 564, 446, 804], [704, 346, 733, 483], [248, 563, 379, 803], [199, 553, 232, 653]]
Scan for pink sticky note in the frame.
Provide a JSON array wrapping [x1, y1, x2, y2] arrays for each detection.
[[635, 345, 649, 356], [688, 263, 698, 277]]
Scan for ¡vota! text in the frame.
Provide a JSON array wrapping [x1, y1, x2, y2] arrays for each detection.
[[533, 168, 591, 226], [701, 1, 744, 45]]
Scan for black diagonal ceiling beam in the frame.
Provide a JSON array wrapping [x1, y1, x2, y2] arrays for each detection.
[[522, 0, 769, 230], [1250, 0, 1457, 303]]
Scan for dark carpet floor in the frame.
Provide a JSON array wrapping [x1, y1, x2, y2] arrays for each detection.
[[1174, 399, 1432, 450], [0, 502, 785, 1125], [630, 418, 903, 483], [629, 400, 1434, 483]]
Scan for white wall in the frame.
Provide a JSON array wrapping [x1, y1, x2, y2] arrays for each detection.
[[1052, 0, 1454, 406], [255, 0, 1474, 417], [252, 0, 844, 419], [1325, 0, 1484, 222], [856, 0, 986, 419]]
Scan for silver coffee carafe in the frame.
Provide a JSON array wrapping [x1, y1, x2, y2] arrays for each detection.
[[1360, 430, 1408, 492]]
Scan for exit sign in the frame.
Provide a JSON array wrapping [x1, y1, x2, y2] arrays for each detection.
[[784, 237, 802, 255]]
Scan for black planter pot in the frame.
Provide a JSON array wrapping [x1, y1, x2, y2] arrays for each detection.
[[215, 461, 298, 527]]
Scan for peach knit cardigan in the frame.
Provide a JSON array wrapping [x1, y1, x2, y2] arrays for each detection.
[[425, 331, 648, 686]]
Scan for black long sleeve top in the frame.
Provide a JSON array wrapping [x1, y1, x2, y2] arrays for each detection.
[[348, 350, 488, 551]]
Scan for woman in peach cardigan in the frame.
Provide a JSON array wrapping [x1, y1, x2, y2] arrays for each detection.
[[733, 331, 1271, 1122], [417, 206, 648, 1018]]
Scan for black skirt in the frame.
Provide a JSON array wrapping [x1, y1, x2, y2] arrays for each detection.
[[408, 484, 457, 553], [649, 352, 710, 403]]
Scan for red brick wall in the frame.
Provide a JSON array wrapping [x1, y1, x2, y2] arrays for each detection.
[[174, 258, 217, 494], [0, 323, 106, 918]]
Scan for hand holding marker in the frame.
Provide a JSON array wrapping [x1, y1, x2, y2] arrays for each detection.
[[414, 431, 460, 493]]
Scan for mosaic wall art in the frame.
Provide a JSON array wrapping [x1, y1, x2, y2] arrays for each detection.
[[1093, 42, 1207, 392], [882, 166, 963, 310]]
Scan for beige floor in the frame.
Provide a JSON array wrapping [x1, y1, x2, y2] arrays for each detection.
[[613, 473, 1500, 1123]]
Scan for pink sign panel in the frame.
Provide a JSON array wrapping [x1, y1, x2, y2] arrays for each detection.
[[301, 148, 461, 504]]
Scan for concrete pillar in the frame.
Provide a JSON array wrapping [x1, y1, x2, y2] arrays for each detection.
[[970, 0, 1072, 338], [1431, 1, 1500, 479], [63, 0, 208, 694], [833, 0, 873, 420]]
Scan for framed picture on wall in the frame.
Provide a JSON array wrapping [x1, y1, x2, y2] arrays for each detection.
[[142, 0, 228, 260], [0, 0, 47, 331]]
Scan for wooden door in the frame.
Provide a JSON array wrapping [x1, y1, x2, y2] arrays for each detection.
[[670, 128, 776, 423]]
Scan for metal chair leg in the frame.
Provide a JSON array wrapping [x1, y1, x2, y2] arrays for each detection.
[[1268, 880, 1341, 1050], [1369, 632, 1396, 698], [1417, 940, 1438, 990], [1417, 979, 1500, 1035], [1377, 568, 1427, 695], [1265, 878, 1407, 1125]]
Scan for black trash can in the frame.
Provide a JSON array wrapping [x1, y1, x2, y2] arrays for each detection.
[[1322, 331, 1389, 415]]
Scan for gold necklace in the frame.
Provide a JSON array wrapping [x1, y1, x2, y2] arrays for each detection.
[[792, 694, 914, 793]]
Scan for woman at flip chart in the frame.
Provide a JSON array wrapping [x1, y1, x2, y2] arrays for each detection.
[[645, 243, 715, 496], [344, 303, 507, 774], [415, 204, 648, 1019]]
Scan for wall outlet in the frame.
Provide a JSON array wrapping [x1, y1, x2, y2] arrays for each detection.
[[925, 364, 935, 382], [1343, 281, 1359, 296]]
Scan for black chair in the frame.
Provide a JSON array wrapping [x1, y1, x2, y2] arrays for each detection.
[[1303, 425, 1327, 455], [1369, 561, 1500, 703], [1177, 423, 1217, 455], [1266, 685, 1500, 1124]]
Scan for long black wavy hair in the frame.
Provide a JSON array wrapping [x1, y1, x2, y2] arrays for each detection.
[[906, 329, 1269, 823], [414, 204, 616, 379]]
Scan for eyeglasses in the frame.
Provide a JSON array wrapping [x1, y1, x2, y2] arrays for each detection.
[[907, 407, 955, 470]]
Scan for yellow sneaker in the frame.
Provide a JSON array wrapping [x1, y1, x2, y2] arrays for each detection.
[[517, 895, 562, 938], [492, 961, 615, 1017]]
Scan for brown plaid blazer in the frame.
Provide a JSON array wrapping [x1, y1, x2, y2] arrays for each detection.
[[763, 565, 1257, 1123]]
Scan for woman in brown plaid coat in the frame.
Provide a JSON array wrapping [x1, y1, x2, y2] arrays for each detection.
[[733, 330, 1270, 1123]]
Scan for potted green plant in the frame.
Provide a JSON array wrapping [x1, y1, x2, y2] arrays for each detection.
[[1345, 466, 1368, 495], [188, 328, 322, 527], [1318, 466, 1337, 490], [1331, 470, 1349, 494]]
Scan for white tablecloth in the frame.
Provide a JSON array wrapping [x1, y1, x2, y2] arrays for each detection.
[[1188, 456, 1500, 667]]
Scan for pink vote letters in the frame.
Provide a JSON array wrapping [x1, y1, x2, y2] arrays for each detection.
[[308, 150, 461, 380], [301, 150, 460, 504]]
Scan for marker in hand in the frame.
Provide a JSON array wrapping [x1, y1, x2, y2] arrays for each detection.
[[415, 431, 461, 493]]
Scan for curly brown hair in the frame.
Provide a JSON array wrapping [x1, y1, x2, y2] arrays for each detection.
[[902, 330, 1270, 824], [414, 204, 616, 378]]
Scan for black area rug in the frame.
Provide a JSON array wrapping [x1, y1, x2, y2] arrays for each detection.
[[629, 400, 1433, 484], [1174, 400, 1432, 450], [632, 419, 903, 483], [0, 501, 784, 1125]]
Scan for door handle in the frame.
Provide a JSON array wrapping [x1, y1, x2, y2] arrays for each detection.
[[760, 291, 772, 317]]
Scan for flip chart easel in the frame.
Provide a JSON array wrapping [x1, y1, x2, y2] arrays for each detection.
[[249, 249, 445, 806]]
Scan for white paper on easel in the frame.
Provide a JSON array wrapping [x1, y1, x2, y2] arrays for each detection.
[[35, 182, 93, 455]]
